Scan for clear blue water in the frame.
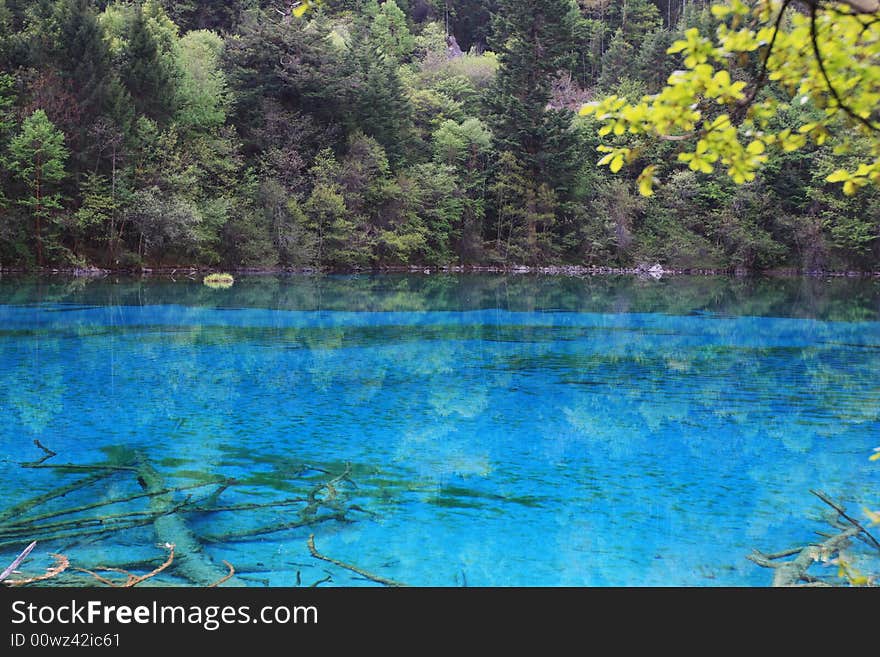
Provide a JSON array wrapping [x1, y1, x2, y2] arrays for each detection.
[[0, 274, 878, 586]]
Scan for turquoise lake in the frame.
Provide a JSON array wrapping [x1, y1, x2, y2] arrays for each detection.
[[0, 274, 878, 586]]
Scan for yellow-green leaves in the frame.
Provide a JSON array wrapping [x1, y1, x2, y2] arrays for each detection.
[[705, 69, 748, 103], [637, 165, 656, 196], [746, 140, 765, 156], [679, 139, 718, 174], [770, 128, 807, 152], [292, 0, 316, 18], [668, 28, 719, 68], [597, 145, 632, 174], [826, 161, 880, 195], [710, 0, 750, 19], [583, 1, 880, 196]]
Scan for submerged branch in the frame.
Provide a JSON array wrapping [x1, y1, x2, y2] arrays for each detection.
[[0, 501, 193, 541], [3, 480, 225, 531], [0, 518, 156, 551], [307, 534, 405, 587], [810, 489, 880, 552], [4, 553, 70, 587], [23, 440, 57, 467], [0, 541, 37, 583], [209, 561, 236, 587], [0, 472, 114, 525], [750, 491, 877, 586], [76, 543, 175, 588], [201, 513, 339, 543], [1, 448, 378, 588]]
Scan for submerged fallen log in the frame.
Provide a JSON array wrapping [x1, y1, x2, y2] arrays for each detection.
[[134, 453, 245, 587], [2, 443, 379, 587], [748, 527, 861, 586], [748, 491, 880, 587]]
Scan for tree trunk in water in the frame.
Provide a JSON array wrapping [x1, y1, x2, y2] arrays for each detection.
[[135, 453, 245, 586]]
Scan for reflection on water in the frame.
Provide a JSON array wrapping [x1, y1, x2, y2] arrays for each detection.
[[0, 274, 878, 586]]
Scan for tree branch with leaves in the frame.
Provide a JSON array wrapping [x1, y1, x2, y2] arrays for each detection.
[[581, 0, 880, 196]]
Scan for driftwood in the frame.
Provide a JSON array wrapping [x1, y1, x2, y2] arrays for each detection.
[[748, 491, 880, 586]]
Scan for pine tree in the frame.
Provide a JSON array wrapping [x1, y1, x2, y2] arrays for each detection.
[[633, 27, 677, 93], [610, 0, 662, 44], [36, 0, 133, 174], [446, 0, 498, 52], [49, 0, 117, 118], [0, 73, 14, 209], [162, 0, 252, 33], [75, 171, 117, 259], [597, 28, 634, 90], [348, 31, 415, 168], [7, 109, 68, 266], [487, 0, 578, 212], [226, 9, 350, 151], [123, 5, 176, 123], [0, 0, 12, 65], [366, 0, 416, 63]]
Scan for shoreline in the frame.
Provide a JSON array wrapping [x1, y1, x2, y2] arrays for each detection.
[[1, 263, 880, 279]]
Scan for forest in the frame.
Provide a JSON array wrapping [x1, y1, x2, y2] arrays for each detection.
[[0, 0, 877, 272]]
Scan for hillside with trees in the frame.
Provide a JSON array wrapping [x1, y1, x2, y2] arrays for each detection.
[[0, 0, 877, 271]]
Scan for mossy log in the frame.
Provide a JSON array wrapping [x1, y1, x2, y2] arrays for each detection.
[[134, 453, 245, 587]]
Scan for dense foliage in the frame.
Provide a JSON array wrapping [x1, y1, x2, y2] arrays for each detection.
[[0, 0, 877, 270]]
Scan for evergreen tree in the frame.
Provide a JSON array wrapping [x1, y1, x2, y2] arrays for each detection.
[[75, 171, 117, 260], [597, 28, 634, 90], [633, 27, 677, 93], [123, 5, 177, 123], [53, 0, 110, 115], [46, 0, 131, 169], [487, 0, 576, 190], [366, 0, 416, 63], [226, 9, 351, 154], [7, 109, 68, 266], [444, 0, 498, 52], [0, 73, 15, 209], [162, 0, 253, 33], [610, 0, 662, 44], [0, 0, 12, 65], [348, 30, 415, 168]]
